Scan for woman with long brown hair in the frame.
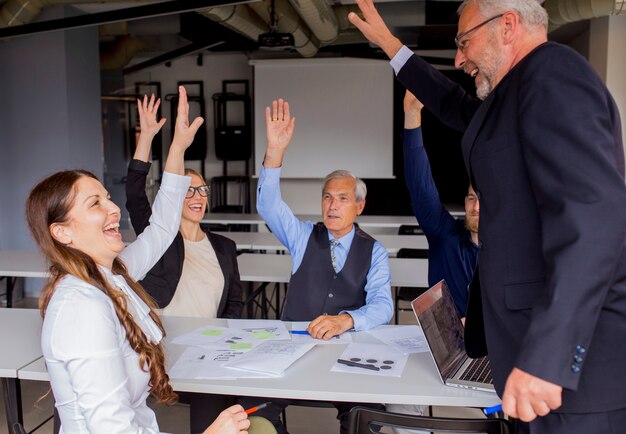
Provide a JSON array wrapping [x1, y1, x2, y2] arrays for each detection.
[[25, 87, 250, 434]]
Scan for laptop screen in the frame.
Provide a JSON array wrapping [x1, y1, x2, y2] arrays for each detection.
[[411, 280, 467, 381]]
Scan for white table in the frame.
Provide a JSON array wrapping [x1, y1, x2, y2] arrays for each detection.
[[236, 253, 429, 288], [0, 250, 48, 308], [0, 308, 44, 431], [215, 232, 428, 255], [18, 317, 500, 408]]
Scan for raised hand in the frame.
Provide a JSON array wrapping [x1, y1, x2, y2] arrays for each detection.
[[348, 0, 403, 59], [138, 94, 166, 138], [134, 94, 166, 162], [202, 404, 250, 434], [263, 98, 295, 168], [403, 90, 423, 129], [164, 86, 204, 176], [171, 85, 205, 151]]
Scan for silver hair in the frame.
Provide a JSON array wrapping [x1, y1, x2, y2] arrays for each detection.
[[323, 170, 367, 203], [458, 0, 548, 31]]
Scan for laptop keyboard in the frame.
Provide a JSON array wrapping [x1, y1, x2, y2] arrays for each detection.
[[459, 357, 493, 384]]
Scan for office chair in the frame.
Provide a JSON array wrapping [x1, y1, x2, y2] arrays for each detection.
[[348, 406, 514, 434], [394, 248, 429, 324]]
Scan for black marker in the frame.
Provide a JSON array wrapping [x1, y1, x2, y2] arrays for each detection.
[[337, 358, 380, 371]]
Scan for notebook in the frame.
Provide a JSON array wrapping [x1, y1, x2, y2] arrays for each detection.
[[411, 279, 495, 393]]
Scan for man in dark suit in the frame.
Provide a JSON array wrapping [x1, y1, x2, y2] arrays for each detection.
[[349, 0, 626, 432]]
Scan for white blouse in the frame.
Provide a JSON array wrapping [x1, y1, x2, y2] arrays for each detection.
[[41, 172, 190, 434]]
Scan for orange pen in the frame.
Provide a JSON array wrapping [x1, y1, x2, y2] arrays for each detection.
[[245, 402, 272, 415]]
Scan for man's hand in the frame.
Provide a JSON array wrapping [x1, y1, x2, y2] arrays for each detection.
[[502, 367, 563, 422], [264, 98, 295, 168], [307, 314, 354, 340], [348, 0, 403, 59], [403, 90, 423, 129]]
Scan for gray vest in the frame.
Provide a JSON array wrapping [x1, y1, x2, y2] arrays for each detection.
[[281, 223, 376, 321]]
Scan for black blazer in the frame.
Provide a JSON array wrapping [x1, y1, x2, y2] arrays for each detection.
[[125, 160, 243, 319], [398, 42, 626, 412]]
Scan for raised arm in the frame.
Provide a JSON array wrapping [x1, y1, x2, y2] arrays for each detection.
[[122, 86, 201, 280], [256, 99, 311, 261], [125, 95, 167, 235], [347, 0, 403, 59], [402, 90, 456, 239]]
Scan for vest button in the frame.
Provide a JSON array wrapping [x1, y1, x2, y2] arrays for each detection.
[[328, 293, 334, 298], [333, 275, 338, 279]]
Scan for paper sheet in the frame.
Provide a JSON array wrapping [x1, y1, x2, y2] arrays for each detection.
[[289, 321, 353, 345], [227, 319, 290, 341], [331, 343, 408, 377], [366, 325, 429, 354], [170, 325, 230, 348], [168, 347, 273, 380], [223, 340, 316, 377]]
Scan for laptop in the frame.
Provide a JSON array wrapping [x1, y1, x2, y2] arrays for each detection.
[[411, 280, 495, 393]]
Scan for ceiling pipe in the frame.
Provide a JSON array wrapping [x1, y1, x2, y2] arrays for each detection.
[[249, 0, 319, 57], [197, 5, 268, 42], [287, 0, 338, 43], [544, 0, 625, 29]]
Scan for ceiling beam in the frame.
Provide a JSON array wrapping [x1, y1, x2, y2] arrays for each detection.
[[123, 41, 225, 75], [0, 0, 255, 39]]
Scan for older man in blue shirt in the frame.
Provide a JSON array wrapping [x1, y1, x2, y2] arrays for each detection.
[[242, 98, 392, 434]]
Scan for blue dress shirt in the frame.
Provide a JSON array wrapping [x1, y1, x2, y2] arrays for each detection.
[[257, 166, 393, 331]]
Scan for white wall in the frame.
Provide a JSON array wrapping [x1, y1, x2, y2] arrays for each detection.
[[0, 7, 102, 295], [124, 53, 331, 216]]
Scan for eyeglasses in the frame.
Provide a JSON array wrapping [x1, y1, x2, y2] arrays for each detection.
[[454, 14, 503, 52], [186, 185, 210, 199]]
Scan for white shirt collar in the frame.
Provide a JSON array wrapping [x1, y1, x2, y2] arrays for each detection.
[[100, 266, 163, 344]]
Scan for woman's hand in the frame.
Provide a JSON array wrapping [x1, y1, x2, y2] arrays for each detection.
[[202, 404, 250, 434], [171, 85, 204, 151], [134, 94, 166, 162]]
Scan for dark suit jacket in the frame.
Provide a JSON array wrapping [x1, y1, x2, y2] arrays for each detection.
[[397, 42, 626, 412], [125, 160, 243, 319]]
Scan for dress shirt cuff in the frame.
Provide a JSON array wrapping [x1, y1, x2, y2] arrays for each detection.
[[390, 46, 414, 76], [128, 159, 151, 173], [160, 171, 191, 193], [344, 311, 364, 332], [260, 165, 282, 186]]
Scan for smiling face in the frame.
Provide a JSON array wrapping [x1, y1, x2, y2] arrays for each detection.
[[321, 177, 365, 239], [455, 3, 504, 100], [182, 173, 208, 224], [50, 176, 123, 268]]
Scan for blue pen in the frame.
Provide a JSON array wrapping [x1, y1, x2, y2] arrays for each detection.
[[290, 330, 310, 335], [483, 404, 502, 415]]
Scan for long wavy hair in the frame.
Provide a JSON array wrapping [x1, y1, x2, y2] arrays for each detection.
[[26, 170, 177, 404]]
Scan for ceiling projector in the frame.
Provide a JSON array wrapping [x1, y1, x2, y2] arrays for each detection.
[[258, 32, 295, 50]]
